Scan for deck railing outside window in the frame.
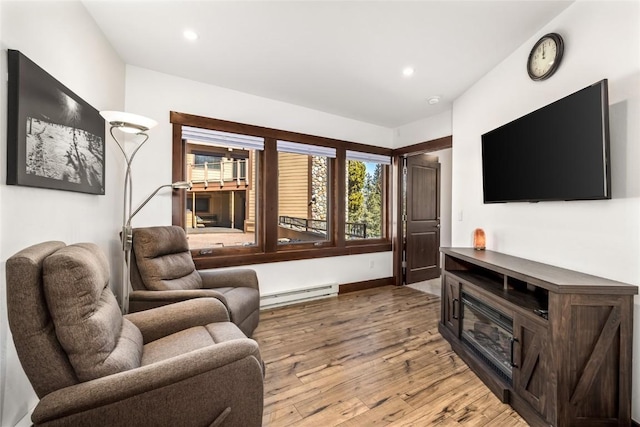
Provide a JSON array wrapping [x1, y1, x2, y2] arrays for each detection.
[[188, 159, 248, 186], [278, 216, 368, 239]]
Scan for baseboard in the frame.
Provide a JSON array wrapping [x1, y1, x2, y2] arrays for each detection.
[[339, 277, 394, 294], [632, 419, 639, 427], [260, 283, 338, 309]]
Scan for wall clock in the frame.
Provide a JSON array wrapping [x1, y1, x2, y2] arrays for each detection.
[[527, 33, 564, 81]]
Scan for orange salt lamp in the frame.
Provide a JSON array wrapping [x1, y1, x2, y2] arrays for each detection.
[[473, 228, 486, 251]]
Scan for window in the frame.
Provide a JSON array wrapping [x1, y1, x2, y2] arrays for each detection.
[[276, 141, 335, 246], [193, 153, 222, 170], [345, 151, 390, 240], [171, 112, 392, 268], [187, 197, 210, 213], [181, 126, 263, 251]]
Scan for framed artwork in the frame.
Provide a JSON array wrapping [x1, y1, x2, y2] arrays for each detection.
[[7, 50, 105, 195]]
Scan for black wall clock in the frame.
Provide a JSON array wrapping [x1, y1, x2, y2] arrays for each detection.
[[527, 33, 564, 81]]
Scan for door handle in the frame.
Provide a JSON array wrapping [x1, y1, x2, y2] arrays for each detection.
[[510, 337, 519, 368], [436, 223, 440, 228], [452, 298, 459, 319]]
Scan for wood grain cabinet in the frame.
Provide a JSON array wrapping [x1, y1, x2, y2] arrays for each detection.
[[438, 248, 637, 427], [512, 313, 548, 418], [442, 275, 460, 337]]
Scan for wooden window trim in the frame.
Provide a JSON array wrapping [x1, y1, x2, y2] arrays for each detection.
[[392, 135, 452, 157], [192, 242, 393, 269], [171, 112, 391, 155], [171, 111, 393, 268]]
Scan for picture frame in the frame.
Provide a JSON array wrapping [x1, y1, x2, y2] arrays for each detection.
[[7, 49, 105, 195]]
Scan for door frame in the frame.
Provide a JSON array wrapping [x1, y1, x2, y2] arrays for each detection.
[[392, 136, 452, 286]]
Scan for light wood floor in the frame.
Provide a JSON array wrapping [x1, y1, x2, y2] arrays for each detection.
[[253, 285, 529, 427]]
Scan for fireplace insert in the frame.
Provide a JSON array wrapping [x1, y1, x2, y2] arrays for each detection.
[[460, 292, 514, 385]]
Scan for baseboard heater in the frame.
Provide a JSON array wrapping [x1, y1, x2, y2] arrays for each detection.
[[260, 283, 338, 309]]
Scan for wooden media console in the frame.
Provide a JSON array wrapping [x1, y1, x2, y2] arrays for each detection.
[[439, 247, 637, 427]]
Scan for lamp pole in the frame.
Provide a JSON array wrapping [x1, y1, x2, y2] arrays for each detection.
[[100, 111, 157, 314], [107, 126, 151, 314], [101, 111, 192, 313], [122, 180, 191, 314]]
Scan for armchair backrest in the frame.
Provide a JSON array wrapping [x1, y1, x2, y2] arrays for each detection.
[[131, 226, 202, 291], [43, 243, 143, 382], [6, 241, 78, 397], [6, 242, 144, 396]]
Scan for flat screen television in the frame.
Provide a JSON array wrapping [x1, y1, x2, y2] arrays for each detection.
[[481, 79, 610, 203]]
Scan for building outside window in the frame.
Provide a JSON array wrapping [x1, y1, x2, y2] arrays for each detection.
[[277, 140, 334, 246], [182, 126, 263, 250]]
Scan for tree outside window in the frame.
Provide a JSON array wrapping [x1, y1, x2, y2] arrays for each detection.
[[346, 160, 384, 239]]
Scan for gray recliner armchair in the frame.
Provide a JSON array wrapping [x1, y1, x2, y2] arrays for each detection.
[[6, 241, 264, 427], [129, 226, 260, 337]]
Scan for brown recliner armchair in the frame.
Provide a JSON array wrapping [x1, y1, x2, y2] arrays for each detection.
[[6, 241, 264, 427], [129, 226, 260, 337]]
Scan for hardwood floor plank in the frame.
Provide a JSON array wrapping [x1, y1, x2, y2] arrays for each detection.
[[359, 354, 469, 409], [290, 397, 369, 427], [336, 397, 415, 427], [262, 405, 303, 426], [390, 376, 488, 426], [254, 286, 529, 426], [463, 390, 515, 423]]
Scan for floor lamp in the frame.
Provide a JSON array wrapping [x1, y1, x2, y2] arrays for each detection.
[[100, 111, 191, 313]]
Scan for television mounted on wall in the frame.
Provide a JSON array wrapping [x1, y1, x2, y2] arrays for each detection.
[[481, 79, 611, 203]]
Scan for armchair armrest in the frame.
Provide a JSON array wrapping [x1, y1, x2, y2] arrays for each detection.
[[125, 298, 229, 342], [33, 340, 263, 426], [199, 268, 259, 290], [128, 289, 229, 313]]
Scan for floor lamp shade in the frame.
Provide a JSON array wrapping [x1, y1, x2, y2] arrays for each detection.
[[100, 110, 157, 134]]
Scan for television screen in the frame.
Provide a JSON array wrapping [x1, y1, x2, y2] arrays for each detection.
[[481, 79, 610, 203]]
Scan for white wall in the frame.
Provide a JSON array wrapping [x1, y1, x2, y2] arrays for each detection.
[[432, 148, 452, 248], [394, 110, 452, 148], [0, 2, 126, 425], [124, 66, 394, 295], [451, 0, 640, 419]]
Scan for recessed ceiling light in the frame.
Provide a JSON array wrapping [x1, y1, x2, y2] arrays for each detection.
[[183, 30, 198, 41], [402, 67, 414, 77], [427, 96, 441, 105]]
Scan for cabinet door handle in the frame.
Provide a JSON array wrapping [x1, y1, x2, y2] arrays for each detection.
[[510, 337, 519, 368], [452, 298, 459, 319]]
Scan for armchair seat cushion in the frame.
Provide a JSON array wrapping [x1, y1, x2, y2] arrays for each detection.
[[141, 323, 250, 366]]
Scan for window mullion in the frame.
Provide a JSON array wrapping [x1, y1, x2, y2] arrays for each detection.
[[263, 138, 278, 253], [334, 148, 346, 248], [172, 123, 186, 228]]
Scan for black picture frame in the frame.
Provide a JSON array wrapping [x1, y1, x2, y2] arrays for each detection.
[[7, 50, 105, 195]]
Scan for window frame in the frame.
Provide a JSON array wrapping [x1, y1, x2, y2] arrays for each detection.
[[276, 141, 334, 249], [171, 111, 392, 269], [344, 156, 390, 243]]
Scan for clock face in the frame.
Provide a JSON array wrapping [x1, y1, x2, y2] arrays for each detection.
[[527, 33, 564, 81]]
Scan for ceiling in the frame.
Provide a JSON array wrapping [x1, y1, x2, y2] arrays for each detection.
[[83, 1, 573, 128]]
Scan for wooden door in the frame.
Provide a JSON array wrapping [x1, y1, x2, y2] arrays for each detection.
[[513, 313, 548, 418], [405, 156, 440, 284], [442, 275, 460, 337]]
